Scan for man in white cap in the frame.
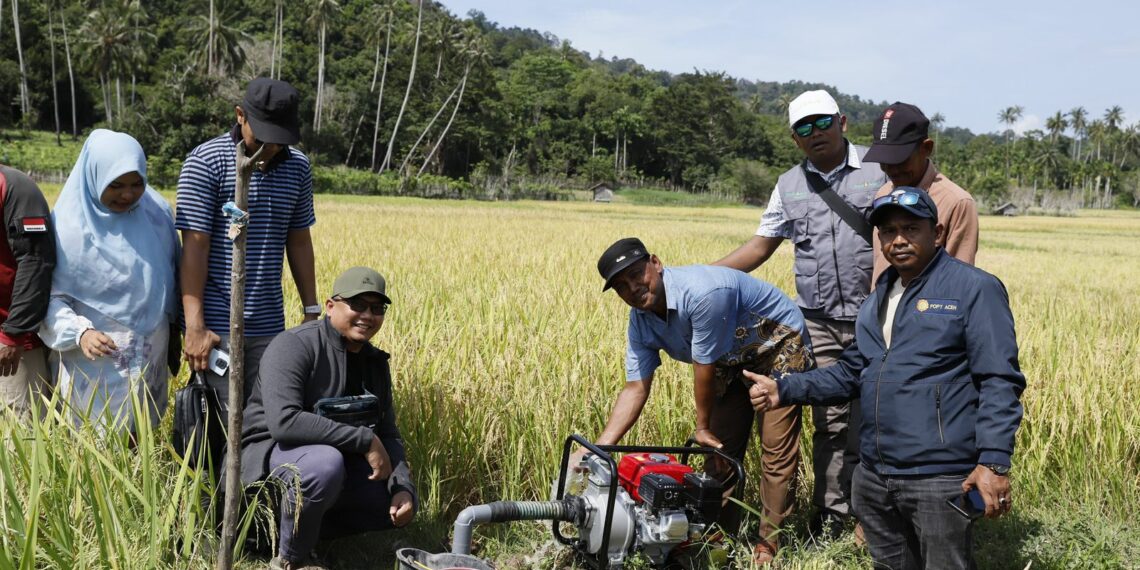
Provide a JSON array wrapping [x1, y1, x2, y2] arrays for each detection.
[[714, 89, 887, 541]]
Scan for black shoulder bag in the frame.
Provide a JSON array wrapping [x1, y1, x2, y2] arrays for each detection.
[[172, 372, 226, 474], [801, 162, 873, 245]]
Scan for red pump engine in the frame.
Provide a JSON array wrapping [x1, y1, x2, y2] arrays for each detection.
[[617, 453, 693, 502]]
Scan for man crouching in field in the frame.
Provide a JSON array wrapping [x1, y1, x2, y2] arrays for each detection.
[[748, 188, 1025, 569], [239, 267, 416, 570], [574, 237, 813, 565]]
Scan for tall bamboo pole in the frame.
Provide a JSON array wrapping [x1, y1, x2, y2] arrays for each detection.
[[217, 141, 265, 570]]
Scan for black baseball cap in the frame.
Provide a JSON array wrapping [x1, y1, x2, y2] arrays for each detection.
[[597, 237, 650, 291], [869, 186, 939, 226], [863, 102, 930, 165], [240, 78, 301, 145]]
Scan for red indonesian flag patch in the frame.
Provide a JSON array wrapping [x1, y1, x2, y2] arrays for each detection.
[[21, 217, 47, 233]]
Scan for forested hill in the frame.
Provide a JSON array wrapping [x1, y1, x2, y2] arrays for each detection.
[[1, 1, 1136, 208]]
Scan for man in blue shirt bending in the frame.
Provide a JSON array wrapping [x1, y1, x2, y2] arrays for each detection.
[[577, 237, 813, 565]]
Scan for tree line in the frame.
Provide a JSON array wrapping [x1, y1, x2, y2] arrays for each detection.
[[1, 0, 1137, 208]]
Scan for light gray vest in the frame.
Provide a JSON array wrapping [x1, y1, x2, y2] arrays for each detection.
[[777, 144, 887, 320]]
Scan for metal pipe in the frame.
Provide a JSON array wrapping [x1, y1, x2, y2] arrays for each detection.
[[452, 499, 583, 555]]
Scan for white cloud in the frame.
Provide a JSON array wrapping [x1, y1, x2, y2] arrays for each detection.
[[1013, 114, 1042, 136]]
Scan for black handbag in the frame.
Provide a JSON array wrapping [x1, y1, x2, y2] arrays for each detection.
[[172, 372, 226, 474], [313, 391, 379, 429]]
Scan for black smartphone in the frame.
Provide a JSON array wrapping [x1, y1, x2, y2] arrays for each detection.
[[946, 488, 986, 520]]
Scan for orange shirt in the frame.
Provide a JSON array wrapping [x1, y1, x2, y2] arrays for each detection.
[[872, 161, 979, 283]]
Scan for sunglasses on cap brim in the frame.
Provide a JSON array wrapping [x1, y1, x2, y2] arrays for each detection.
[[872, 191, 922, 209]]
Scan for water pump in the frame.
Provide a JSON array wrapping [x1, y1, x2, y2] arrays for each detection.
[[450, 434, 745, 569]]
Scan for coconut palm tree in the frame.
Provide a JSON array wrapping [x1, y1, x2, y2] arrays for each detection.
[[929, 112, 945, 155], [345, 2, 394, 167], [47, 1, 62, 144], [419, 30, 489, 176], [308, 0, 341, 133], [268, 0, 284, 79], [998, 106, 1023, 177], [430, 15, 461, 81], [777, 93, 793, 115], [59, 7, 78, 138], [1034, 142, 1065, 190], [1103, 106, 1126, 164], [1104, 106, 1124, 131], [81, 4, 134, 126], [1045, 111, 1068, 143], [186, 1, 251, 77], [370, 1, 396, 171], [1086, 120, 1106, 162], [380, 0, 424, 174], [1117, 125, 1139, 169], [10, 0, 30, 124], [1069, 107, 1087, 160]]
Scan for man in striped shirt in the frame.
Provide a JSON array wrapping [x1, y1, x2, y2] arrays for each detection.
[[176, 78, 319, 418]]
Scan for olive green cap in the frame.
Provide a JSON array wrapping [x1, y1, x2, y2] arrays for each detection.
[[331, 266, 391, 303]]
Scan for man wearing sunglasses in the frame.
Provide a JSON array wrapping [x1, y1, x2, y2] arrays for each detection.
[[240, 266, 416, 570], [715, 89, 887, 541], [863, 102, 979, 282], [746, 187, 1025, 569]]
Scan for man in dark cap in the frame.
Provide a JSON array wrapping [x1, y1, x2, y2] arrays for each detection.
[[176, 78, 320, 419], [241, 266, 416, 570], [747, 187, 1025, 569], [574, 238, 813, 564], [863, 102, 979, 282]]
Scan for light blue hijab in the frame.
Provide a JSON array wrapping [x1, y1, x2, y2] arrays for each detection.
[[51, 129, 179, 335]]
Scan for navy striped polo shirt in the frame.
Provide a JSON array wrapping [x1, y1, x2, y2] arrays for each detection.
[[175, 130, 316, 337]]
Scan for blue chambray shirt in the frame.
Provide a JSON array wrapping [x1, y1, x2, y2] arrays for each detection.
[[625, 265, 810, 381]]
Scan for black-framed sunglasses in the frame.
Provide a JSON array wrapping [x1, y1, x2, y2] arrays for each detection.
[[872, 191, 922, 209], [333, 296, 389, 316], [793, 115, 836, 137]]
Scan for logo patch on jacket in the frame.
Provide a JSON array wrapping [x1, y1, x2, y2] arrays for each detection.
[[20, 217, 47, 233], [916, 298, 959, 314]]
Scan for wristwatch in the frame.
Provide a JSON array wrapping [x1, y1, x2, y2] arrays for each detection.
[[982, 463, 1011, 476], [303, 304, 322, 316]]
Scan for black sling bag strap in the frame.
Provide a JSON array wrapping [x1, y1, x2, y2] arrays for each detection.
[[801, 161, 873, 245]]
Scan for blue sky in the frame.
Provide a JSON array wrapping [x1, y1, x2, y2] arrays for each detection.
[[438, 0, 1138, 135]]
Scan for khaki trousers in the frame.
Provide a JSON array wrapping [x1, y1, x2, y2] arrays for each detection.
[[708, 376, 801, 543], [0, 347, 51, 419]]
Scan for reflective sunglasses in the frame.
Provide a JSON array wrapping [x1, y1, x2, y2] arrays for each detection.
[[872, 191, 923, 209], [793, 115, 836, 137], [333, 296, 389, 316]]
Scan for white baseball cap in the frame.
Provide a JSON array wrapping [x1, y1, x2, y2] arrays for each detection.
[[788, 90, 840, 126]]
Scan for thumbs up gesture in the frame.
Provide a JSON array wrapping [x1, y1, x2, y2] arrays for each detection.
[[742, 370, 781, 412]]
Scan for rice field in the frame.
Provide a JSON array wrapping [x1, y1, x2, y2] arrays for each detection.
[[2, 193, 1139, 569]]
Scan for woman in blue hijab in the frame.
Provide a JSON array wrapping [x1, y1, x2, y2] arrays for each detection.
[[40, 130, 180, 432]]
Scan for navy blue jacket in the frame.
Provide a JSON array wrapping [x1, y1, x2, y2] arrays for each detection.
[[778, 249, 1025, 476]]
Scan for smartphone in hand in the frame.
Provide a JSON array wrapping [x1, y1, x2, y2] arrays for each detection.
[[207, 348, 230, 376], [947, 488, 986, 520]]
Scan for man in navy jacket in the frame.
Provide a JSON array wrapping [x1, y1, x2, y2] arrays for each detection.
[[747, 187, 1025, 569]]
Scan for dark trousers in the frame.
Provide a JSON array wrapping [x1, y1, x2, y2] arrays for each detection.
[[805, 317, 861, 517], [852, 464, 975, 570], [268, 444, 397, 563]]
